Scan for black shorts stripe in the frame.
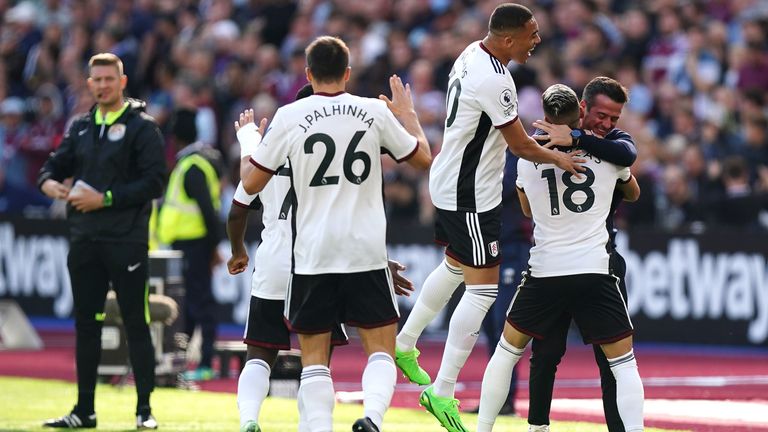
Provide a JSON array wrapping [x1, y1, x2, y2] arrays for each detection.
[[287, 157, 298, 273], [456, 112, 492, 211]]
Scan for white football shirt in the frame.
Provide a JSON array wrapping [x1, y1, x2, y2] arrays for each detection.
[[232, 161, 294, 300], [516, 151, 631, 277], [430, 41, 519, 213], [251, 92, 418, 274]]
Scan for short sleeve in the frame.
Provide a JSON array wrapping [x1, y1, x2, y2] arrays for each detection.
[[232, 181, 258, 208], [377, 101, 419, 162], [476, 74, 518, 129], [251, 109, 291, 174], [515, 158, 526, 189], [617, 167, 631, 183]]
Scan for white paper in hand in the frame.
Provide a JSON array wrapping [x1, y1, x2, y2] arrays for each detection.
[[236, 122, 262, 159], [69, 179, 97, 198]]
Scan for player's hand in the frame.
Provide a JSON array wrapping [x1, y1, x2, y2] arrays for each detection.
[[379, 74, 416, 118], [532, 120, 573, 148], [388, 260, 415, 296], [234, 109, 254, 132], [67, 188, 104, 212], [41, 179, 70, 200], [552, 148, 587, 177], [227, 251, 249, 275]]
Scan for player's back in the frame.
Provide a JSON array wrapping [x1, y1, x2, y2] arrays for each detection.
[[516, 149, 631, 277], [429, 40, 520, 213], [256, 92, 418, 275]]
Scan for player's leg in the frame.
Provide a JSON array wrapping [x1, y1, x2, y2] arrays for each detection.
[[238, 296, 288, 431], [43, 241, 108, 428], [395, 208, 466, 384], [395, 258, 463, 384], [433, 261, 498, 397], [571, 273, 643, 432], [528, 311, 570, 428], [479, 273, 569, 432], [432, 206, 502, 399], [477, 321, 531, 432], [344, 269, 400, 432], [287, 273, 339, 432], [596, 251, 629, 432], [601, 336, 644, 432]]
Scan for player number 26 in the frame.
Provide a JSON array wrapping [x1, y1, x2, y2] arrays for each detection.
[[303, 130, 371, 187]]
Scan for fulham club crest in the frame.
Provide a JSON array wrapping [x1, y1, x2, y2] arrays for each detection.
[[488, 240, 499, 258]]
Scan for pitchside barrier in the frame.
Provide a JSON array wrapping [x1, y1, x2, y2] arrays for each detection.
[[1, 216, 767, 348]]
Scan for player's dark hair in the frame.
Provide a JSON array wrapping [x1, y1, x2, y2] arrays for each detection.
[[582, 76, 628, 110], [295, 83, 314, 100], [489, 3, 533, 34], [88, 53, 124, 76], [305, 36, 349, 83], [542, 84, 580, 127]]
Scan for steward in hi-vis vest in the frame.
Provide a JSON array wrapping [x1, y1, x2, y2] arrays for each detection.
[[158, 108, 223, 381]]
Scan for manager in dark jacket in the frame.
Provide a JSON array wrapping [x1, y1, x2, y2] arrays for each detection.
[[38, 53, 166, 430]]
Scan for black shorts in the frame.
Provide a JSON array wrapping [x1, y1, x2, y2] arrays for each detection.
[[435, 205, 502, 268], [506, 272, 633, 345], [244, 296, 349, 349], [286, 269, 399, 333]]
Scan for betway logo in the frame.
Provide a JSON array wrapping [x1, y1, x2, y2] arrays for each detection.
[[0, 223, 73, 316], [618, 233, 768, 344]]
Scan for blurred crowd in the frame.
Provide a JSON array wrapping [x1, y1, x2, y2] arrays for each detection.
[[1, 0, 767, 231]]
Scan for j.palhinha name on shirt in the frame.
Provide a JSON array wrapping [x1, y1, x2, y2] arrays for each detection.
[[298, 104, 374, 133], [533, 148, 602, 170]]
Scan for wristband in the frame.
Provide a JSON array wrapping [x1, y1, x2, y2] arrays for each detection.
[[103, 190, 113, 207], [236, 123, 262, 159]]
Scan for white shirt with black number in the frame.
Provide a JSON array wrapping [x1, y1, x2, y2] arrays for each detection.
[[516, 152, 631, 278], [232, 166, 293, 300], [429, 41, 519, 213], [251, 92, 418, 275]]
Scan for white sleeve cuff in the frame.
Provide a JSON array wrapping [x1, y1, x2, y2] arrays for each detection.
[[236, 123, 262, 159]]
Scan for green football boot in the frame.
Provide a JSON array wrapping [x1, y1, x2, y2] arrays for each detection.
[[394, 347, 431, 385], [419, 385, 468, 432], [240, 420, 260, 432]]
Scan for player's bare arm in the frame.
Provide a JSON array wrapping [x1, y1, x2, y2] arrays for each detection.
[[617, 174, 641, 202], [379, 74, 432, 170], [226, 201, 250, 275], [500, 118, 585, 176], [234, 108, 268, 181], [516, 187, 532, 218]]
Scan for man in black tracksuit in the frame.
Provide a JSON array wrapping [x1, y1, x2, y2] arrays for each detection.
[[38, 53, 166, 430]]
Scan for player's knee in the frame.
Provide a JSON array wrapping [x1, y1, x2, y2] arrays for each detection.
[[464, 284, 498, 312]]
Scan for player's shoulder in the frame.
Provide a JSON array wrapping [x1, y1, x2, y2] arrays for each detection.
[[464, 41, 508, 78]]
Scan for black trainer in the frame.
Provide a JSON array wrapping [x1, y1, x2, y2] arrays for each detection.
[[136, 411, 158, 430], [352, 417, 380, 432], [43, 408, 97, 429]]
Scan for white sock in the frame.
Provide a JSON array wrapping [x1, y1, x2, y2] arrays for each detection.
[[362, 352, 396, 429], [237, 359, 270, 427], [299, 365, 334, 432], [433, 284, 497, 398], [397, 260, 463, 352], [608, 350, 644, 432], [477, 337, 524, 432], [297, 383, 309, 432]]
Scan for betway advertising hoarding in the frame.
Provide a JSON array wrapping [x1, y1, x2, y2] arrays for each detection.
[[1, 217, 766, 347]]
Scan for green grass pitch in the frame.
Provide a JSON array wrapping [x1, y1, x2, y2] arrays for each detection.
[[0, 377, 686, 431]]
